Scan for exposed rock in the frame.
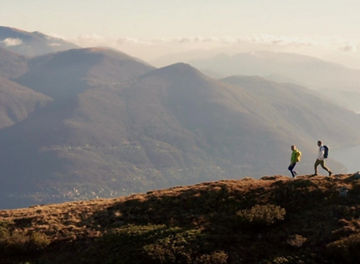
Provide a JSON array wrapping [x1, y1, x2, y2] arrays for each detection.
[[287, 234, 307, 248]]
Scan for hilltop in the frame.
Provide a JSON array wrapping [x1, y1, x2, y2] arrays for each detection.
[[1, 173, 360, 264], [0, 26, 77, 57]]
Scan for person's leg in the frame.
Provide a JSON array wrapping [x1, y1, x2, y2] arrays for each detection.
[[314, 159, 320, 175], [288, 162, 296, 177], [292, 162, 297, 176], [320, 160, 332, 176]]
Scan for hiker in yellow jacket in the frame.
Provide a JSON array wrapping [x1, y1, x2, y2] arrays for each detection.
[[288, 145, 301, 178]]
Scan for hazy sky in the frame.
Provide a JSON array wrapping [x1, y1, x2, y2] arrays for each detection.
[[2, 0, 360, 67], [2, 0, 360, 37]]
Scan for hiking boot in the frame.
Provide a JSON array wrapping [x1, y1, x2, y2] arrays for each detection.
[[328, 171, 333, 176]]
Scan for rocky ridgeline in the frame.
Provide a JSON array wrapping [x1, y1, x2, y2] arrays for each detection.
[[1, 172, 360, 264]]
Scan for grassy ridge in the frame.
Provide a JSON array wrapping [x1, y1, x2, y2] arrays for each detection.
[[1, 173, 360, 263]]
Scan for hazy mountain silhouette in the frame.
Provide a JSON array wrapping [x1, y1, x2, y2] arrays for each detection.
[[0, 48, 359, 208], [0, 76, 51, 129], [190, 51, 360, 112], [222, 75, 360, 145], [17, 47, 154, 99], [0, 26, 78, 57], [0, 47, 155, 208], [0, 47, 28, 78]]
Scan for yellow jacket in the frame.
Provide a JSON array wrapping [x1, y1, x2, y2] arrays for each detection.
[[291, 150, 301, 163]]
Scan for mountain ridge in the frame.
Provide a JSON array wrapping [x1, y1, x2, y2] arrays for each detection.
[[16, 47, 155, 98], [190, 51, 360, 112], [0, 26, 78, 57]]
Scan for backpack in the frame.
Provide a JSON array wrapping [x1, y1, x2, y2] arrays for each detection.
[[296, 150, 301, 162], [323, 145, 329, 159]]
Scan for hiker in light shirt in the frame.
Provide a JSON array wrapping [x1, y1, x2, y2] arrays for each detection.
[[313, 140, 332, 176]]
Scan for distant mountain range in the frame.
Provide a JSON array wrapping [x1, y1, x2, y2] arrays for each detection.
[[221, 76, 360, 146], [0, 26, 78, 57], [0, 28, 360, 208], [190, 51, 360, 113]]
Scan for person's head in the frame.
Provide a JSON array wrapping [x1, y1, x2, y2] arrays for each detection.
[[317, 140, 322, 147], [291, 145, 296, 151]]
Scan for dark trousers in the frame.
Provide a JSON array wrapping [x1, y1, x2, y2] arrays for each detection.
[[288, 162, 297, 177]]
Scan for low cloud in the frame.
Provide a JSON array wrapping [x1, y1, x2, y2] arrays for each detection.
[[49, 42, 62, 47], [1, 38, 23, 47], [249, 34, 317, 47], [116, 37, 153, 46], [67, 33, 360, 67], [71, 34, 322, 49], [67, 33, 360, 51], [70, 34, 107, 47], [339, 43, 358, 52]]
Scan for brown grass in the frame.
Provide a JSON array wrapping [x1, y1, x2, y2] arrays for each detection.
[[0, 173, 359, 263]]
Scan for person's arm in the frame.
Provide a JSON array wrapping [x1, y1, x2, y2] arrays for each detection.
[[318, 147, 324, 159]]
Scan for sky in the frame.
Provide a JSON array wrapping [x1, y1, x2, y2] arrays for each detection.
[[2, 0, 360, 67]]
